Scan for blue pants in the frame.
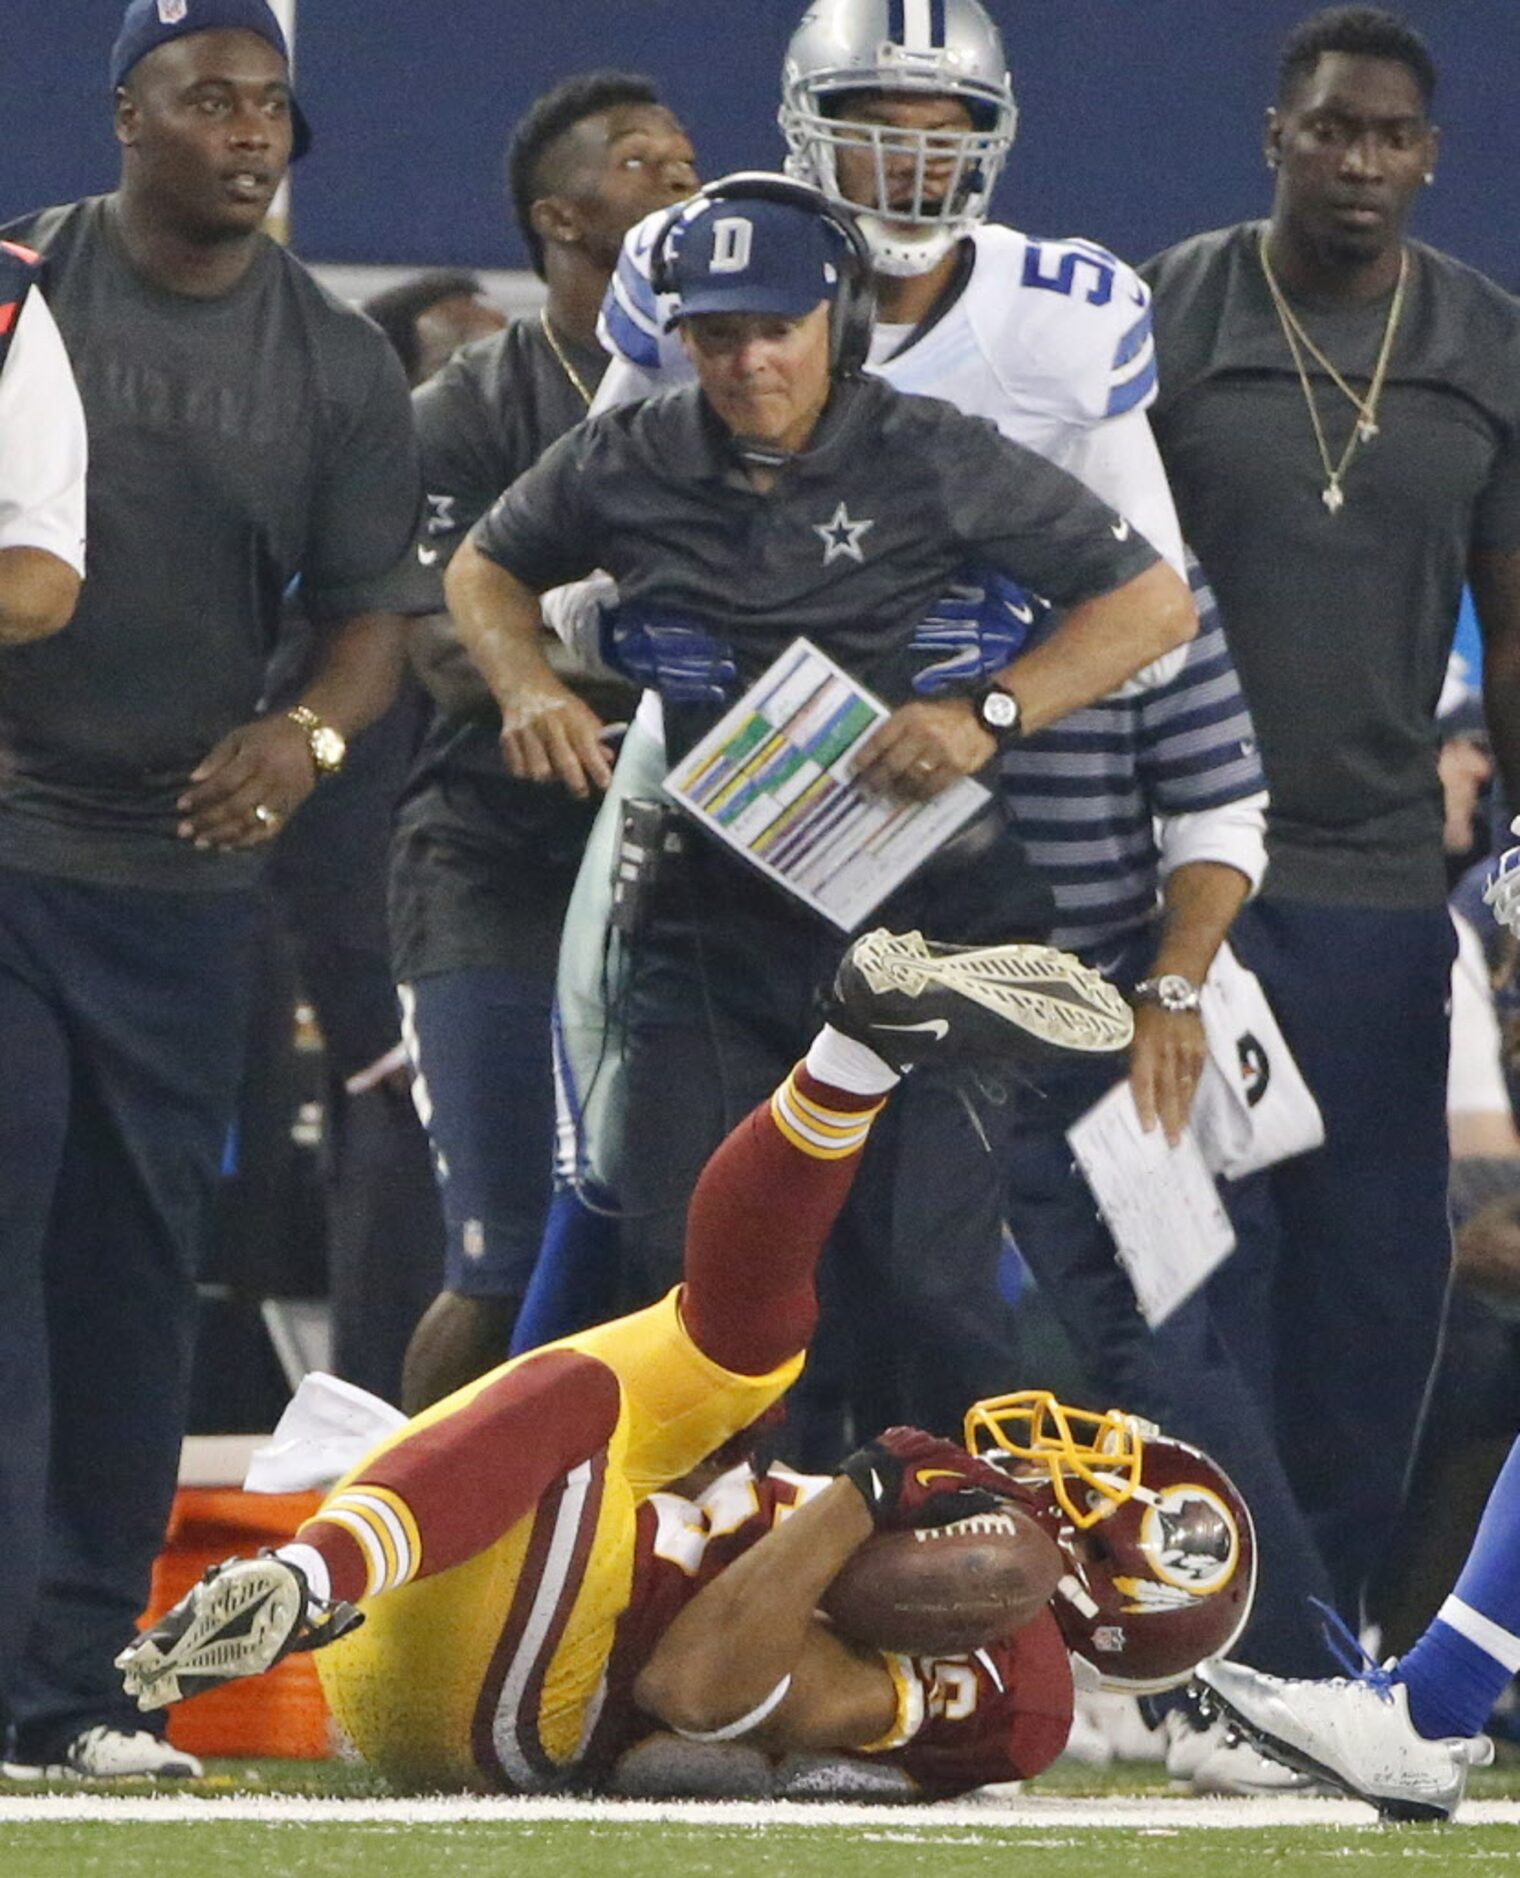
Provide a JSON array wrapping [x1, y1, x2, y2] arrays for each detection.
[[0, 865, 255, 1753], [1002, 930, 1337, 1677], [1218, 895, 1457, 1623], [399, 965, 557, 1300]]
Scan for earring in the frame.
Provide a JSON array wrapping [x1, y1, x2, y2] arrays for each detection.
[[1423, 170, 1435, 184]]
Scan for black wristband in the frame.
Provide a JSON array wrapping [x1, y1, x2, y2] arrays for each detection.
[[968, 682, 1023, 746]]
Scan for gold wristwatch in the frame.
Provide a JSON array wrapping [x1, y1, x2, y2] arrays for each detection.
[[286, 705, 347, 776]]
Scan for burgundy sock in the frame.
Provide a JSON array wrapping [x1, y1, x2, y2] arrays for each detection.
[[681, 1064, 882, 1376]]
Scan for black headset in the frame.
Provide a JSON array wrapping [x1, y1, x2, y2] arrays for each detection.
[[648, 170, 877, 378]]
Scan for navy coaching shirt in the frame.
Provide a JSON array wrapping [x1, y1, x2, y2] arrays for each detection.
[[471, 373, 1161, 759]]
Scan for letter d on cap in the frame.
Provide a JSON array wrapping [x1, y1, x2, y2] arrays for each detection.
[[709, 217, 754, 274]]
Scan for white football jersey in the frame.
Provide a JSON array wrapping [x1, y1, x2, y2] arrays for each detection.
[[597, 212, 1185, 581]]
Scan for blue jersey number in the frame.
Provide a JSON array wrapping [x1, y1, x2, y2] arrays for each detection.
[[1022, 240, 1115, 308]]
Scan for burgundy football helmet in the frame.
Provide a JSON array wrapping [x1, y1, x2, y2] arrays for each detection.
[[964, 1391, 1256, 1695]]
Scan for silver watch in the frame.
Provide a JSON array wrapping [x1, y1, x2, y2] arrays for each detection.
[[1131, 973, 1202, 1014], [970, 682, 1022, 744]]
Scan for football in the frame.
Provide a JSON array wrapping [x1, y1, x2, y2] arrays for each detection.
[[820, 1505, 1062, 1656]]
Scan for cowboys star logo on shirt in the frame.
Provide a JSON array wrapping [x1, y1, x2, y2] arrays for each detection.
[[813, 502, 874, 566]]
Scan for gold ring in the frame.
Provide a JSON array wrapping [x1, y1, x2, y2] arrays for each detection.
[[253, 803, 277, 828]]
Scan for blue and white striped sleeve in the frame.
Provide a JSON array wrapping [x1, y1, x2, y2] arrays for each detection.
[[1139, 565, 1270, 889], [1140, 567, 1268, 814], [1106, 295, 1159, 419], [598, 228, 665, 371]]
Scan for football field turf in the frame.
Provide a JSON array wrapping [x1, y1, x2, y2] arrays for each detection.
[[4, 1761, 1520, 1877]]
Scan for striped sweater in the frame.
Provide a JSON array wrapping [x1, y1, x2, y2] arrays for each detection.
[[1002, 564, 1267, 960]]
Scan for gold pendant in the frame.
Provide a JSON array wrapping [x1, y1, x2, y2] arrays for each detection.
[[1322, 481, 1345, 514]]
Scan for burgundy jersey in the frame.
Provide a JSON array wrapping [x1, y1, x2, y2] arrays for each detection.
[[582, 1462, 1073, 1792], [867, 1615, 1073, 1794]]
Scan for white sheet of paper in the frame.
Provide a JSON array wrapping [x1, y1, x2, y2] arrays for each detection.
[[662, 638, 988, 931], [1066, 1081, 1236, 1328]]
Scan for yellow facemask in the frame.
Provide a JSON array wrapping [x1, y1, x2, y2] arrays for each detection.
[[963, 1389, 1150, 1530]]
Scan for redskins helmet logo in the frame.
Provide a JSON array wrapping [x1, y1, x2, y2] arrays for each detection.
[[1134, 1484, 1240, 1596]]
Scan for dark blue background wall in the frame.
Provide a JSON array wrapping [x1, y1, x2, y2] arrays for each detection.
[[6, 2, 1515, 283]]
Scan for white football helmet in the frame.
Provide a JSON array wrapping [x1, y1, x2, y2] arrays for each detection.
[[779, 0, 1018, 278]]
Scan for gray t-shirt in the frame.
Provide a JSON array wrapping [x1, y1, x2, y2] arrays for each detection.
[[471, 374, 1160, 762], [1143, 223, 1520, 908], [0, 197, 424, 891], [390, 317, 630, 980]]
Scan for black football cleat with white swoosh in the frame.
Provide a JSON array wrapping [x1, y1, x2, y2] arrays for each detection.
[[826, 928, 1133, 1072], [117, 1556, 363, 1712]]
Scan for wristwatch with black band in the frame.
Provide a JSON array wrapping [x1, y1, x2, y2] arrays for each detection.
[[968, 681, 1023, 746], [1131, 973, 1203, 1014]]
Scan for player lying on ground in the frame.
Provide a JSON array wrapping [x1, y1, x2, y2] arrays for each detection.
[[120, 927, 1251, 1795]]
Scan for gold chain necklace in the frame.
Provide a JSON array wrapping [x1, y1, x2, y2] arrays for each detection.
[[539, 308, 595, 409], [1258, 230, 1409, 515]]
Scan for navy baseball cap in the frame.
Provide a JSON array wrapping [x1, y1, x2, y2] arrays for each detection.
[[673, 197, 843, 320], [110, 0, 312, 160]]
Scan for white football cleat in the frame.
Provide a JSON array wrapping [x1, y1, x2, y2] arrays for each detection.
[[117, 1555, 362, 1712], [1197, 1658, 1494, 1821], [2, 1725, 204, 1781], [1162, 1708, 1316, 1794], [1190, 1729, 1323, 1797]]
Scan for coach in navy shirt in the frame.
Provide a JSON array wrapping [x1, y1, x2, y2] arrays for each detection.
[[445, 174, 1193, 1346]]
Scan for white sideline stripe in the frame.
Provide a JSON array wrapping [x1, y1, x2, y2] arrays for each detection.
[[2, 1796, 1519, 1827]]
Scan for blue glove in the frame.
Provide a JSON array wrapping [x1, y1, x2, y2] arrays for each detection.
[[909, 569, 1049, 697], [600, 604, 738, 705]]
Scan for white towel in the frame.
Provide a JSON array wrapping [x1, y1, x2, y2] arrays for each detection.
[[243, 1371, 407, 1495]]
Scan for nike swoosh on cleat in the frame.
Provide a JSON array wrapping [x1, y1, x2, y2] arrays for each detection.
[[872, 1019, 950, 1039]]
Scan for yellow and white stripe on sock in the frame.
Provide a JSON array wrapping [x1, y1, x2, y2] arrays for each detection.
[[770, 1072, 884, 1160], [858, 1653, 927, 1752], [317, 1486, 422, 1598]]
